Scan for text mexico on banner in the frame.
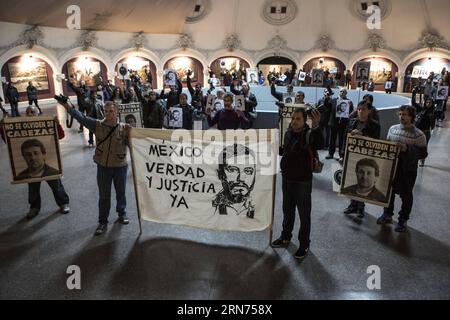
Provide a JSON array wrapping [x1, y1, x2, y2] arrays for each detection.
[[130, 129, 279, 232], [340, 135, 399, 207], [3, 116, 62, 184]]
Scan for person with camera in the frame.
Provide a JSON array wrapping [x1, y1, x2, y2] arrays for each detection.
[[271, 108, 323, 259], [85, 89, 105, 147], [342, 101, 381, 217], [68, 79, 90, 133], [317, 88, 334, 149], [230, 81, 258, 127], [55, 95, 132, 236]]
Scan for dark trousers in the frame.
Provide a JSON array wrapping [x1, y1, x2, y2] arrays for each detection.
[[10, 102, 19, 117], [88, 131, 95, 144], [28, 179, 69, 210], [281, 179, 312, 249], [319, 124, 331, 148], [28, 99, 42, 113], [349, 199, 365, 210], [97, 165, 128, 224], [329, 123, 346, 157], [383, 173, 417, 221]]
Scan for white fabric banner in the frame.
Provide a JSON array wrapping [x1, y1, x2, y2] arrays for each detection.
[[130, 129, 278, 231]]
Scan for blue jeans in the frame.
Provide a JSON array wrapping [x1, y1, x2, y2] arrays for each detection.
[[281, 179, 312, 249], [97, 164, 128, 224], [28, 179, 69, 209]]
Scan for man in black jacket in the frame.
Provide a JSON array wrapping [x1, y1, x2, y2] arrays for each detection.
[[26, 81, 42, 114], [68, 80, 90, 132], [271, 108, 323, 259], [5, 83, 20, 117], [230, 81, 258, 127], [186, 72, 206, 111], [342, 101, 381, 217], [169, 93, 194, 130]]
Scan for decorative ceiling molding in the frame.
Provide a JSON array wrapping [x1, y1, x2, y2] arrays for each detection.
[[261, 0, 297, 26], [367, 32, 386, 51], [315, 34, 335, 52], [20, 25, 44, 49], [417, 30, 449, 51], [223, 34, 241, 52], [77, 30, 98, 51], [267, 35, 287, 57], [130, 32, 147, 51], [177, 33, 195, 50]]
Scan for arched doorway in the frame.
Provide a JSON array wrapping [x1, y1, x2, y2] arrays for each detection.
[[164, 56, 204, 87], [403, 57, 450, 92], [1, 54, 55, 102], [115, 56, 157, 89], [209, 56, 250, 86], [303, 57, 346, 86], [352, 57, 399, 91], [61, 56, 108, 95], [257, 56, 297, 86]]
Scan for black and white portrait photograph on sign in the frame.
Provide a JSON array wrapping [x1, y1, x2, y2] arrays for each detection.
[[340, 135, 399, 207], [336, 99, 351, 118], [234, 95, 245, 111], [3, 116, 62, 184], [164, 69, 177, 86], [311, 69, 324, 86], [298, 71, 306, 82], [168, 107, 183, 128], [436, 86, 449, 100], [8, 62, 49, 93], [118, 103, 143, 128], [206, 94, 216, 111], [246, 68, 259, 86], [355, 61, 371, 81], [213, 144, 256, 219], [117, 63, 130, 80]]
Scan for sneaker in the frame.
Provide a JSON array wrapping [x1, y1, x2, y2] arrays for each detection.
[[376, 214, 393, 224], [60, 204, 70, 214], [26, 208, 40, 220], [325, 154, 334, 160], [271, 237, 290, 248], [419, 160, 425, 167], [118, 216, 129, 225], [294, 247, 309, 259], [395, 219, 408, 232], [88, 143, 94, 148], [338, 158, 344, 165], [344, 206, 357, 214], [95, 223, 108, 236]]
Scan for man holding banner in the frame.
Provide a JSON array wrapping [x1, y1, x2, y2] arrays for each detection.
[[271, 107, 323, 259], [342, 101, 381, 217], [57, 99, 132, 235], [377, 106, 428, 232]]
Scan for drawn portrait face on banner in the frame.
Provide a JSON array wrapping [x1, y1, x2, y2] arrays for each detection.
[[213, 144, 256, 219]]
